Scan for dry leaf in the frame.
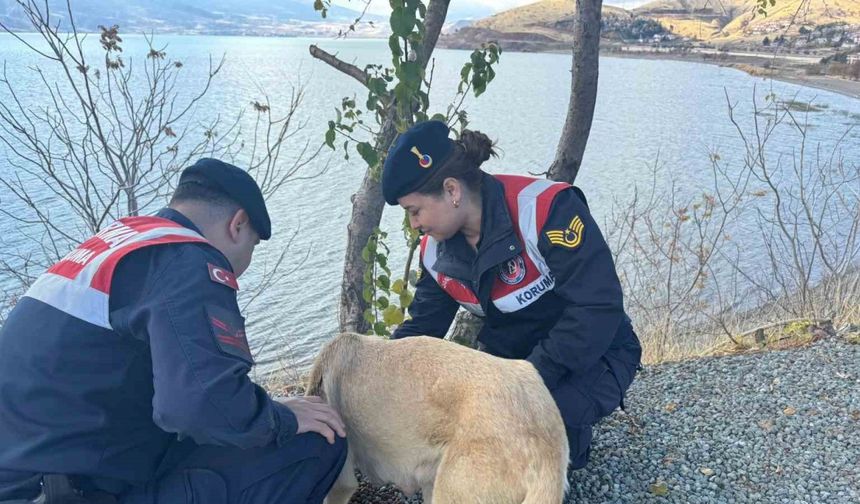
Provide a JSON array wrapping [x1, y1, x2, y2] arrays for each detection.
[[851, 410, 860, 422], [649, 481, 669, 496], [783, 406, 797, 416], [699, 467, 715, 476], [664, 402, 679, 413], [758, 419, 775, 432]]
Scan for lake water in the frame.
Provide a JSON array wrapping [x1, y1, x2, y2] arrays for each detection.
[[1, 34, 858, 373]]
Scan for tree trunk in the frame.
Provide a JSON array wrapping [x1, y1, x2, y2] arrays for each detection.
[[339, 114, 397, 333], [338, 0, 451, 334], [547, 0, 603, 184]]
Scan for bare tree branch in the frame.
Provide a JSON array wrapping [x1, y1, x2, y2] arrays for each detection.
[[309, 45, 369, 87]]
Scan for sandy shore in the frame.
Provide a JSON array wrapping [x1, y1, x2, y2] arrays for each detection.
[[604, 48, 860, 100]]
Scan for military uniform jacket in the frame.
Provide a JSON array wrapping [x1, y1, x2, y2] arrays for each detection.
[[393, 173, 641, 391], [0, 209, 297, 493]]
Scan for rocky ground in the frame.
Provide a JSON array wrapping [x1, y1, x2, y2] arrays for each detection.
[[347, 333, 860, 503]]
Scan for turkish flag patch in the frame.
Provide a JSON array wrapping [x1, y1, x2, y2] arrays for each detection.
[[206, 304, 253, 364], [208, 263, 239, 290]]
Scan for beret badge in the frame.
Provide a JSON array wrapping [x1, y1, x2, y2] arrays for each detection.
[[410, 146, 433, 169]]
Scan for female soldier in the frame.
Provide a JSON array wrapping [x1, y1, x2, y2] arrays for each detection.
[[382, 120, 642, 469]]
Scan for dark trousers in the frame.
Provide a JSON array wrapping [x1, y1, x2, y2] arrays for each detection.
[[120, 433, 347, 504], [552, 345, 640, 469]]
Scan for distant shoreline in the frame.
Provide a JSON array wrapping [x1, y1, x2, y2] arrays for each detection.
[[443, 35, 860, 101], [602, 48, 860, 101], [3, 30, 858, 100]]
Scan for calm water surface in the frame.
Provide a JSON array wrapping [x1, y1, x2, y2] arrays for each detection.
[[1, 34, 857, 373]]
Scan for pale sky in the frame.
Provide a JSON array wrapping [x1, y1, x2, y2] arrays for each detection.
[[333, 0, 651, 20]]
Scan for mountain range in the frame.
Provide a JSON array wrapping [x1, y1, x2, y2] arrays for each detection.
[[2, 0, 859, 47], [0, 0, 383, 36], [440, 0, 860, 50]]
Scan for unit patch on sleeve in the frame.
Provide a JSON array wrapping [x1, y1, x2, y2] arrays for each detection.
[[545, 215, 585, 249]]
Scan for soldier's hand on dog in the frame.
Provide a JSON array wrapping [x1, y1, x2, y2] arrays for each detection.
[[277, 396, 346, 444]]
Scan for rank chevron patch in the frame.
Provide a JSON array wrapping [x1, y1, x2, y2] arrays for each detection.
[[546, 215, 585, 249]]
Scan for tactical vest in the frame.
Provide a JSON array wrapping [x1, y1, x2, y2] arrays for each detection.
[[420, 175, 570, 317]]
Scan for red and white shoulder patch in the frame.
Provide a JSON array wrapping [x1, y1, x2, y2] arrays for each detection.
[[208, 263, 239, 290]]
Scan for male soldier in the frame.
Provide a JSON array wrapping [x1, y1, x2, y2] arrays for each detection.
[[0, 159, 347, 503]]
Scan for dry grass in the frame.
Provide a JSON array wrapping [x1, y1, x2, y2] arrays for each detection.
[[456, 0, 860, 45], [473, 0, 629, 33], [653, 16, 721, 39], [731, 62, 776, 76]]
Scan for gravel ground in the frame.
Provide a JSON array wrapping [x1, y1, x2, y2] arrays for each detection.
[[349, 334, 860, 503]]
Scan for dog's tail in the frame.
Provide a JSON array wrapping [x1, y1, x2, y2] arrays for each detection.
[[304, 332, 362, 400], [304, 336, 338, 399], [304, 353, 326, 398]]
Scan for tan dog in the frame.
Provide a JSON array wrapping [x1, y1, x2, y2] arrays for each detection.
[[306, 333, 569, 504]]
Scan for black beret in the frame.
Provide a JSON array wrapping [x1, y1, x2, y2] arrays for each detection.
[[382, 120, 454, 205], [178, 158, 272, 240]]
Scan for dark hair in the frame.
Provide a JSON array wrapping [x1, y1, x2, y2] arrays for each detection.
[[169, 175, 240, 216], [413, 129, 497, 197]]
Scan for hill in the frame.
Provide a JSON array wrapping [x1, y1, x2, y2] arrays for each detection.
[[441, 0, 662, 51], [441, 0, 860, 51], [636, 0, 860, 43]]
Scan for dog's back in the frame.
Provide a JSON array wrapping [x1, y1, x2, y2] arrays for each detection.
[[307, 333, 568, 504]]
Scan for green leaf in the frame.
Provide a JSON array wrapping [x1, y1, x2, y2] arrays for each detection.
[[383, 305, 405, 326], [377, 274, 390, 290], [373, 321, 389, 336], [401, 61, 422, 89], [473, 75, 486, 97], [399, 289, 414, 308], [313, 0, 327, 18], [362, 285, 374, 303], [356, 141, 379, 169], [324, 122, 336, 149], [417, 90, 429, 112], [460, 62, 473, 81], [368, 76, 388, 96], [377, 296, 389, 309], [391, 278, 405, 294], [363, 309, 375, 324], [388, 35, 403, 59], [361, 246, 371, 263], [390, 7, 415, 38], [376, 253, 388, 268]]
